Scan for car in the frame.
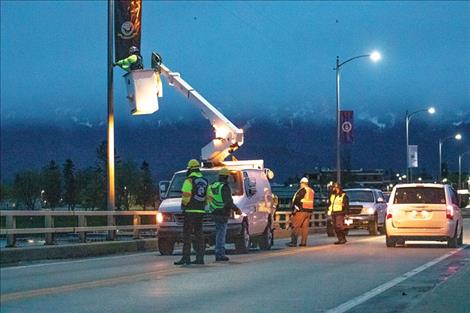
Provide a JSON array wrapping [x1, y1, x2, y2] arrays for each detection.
[[156, 161, 276, 255], [326, 188, 387, 236], [385, 183, 464, 248]]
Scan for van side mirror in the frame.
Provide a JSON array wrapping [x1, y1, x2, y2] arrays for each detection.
[[244, 178, 257, 197], [159, 181, 170, 200]]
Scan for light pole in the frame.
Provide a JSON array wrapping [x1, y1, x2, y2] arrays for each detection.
[[459, 150, 470, 189], [405, 107, 435, 183], [335, 51, 381, 185], [438, 133, 462, 182]]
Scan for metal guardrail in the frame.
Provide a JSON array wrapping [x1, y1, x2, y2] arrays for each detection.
[[274, 211, 327, 230], [0, 210, 158, 247]]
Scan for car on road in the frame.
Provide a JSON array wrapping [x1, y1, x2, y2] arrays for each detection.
[[156, 161, 276, 255], [385, 183, 464, 248], [326, 188, 387, 236]]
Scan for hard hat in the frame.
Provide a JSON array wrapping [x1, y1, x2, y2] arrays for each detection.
[[129, 46, 139, 54], [300, 177, 309, 184], [218, 168, 230, 176], [187, 159, 200, 169]]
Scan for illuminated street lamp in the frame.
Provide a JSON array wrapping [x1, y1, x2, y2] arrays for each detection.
[[459, 150, 470, 189], [439, 133, 462, 181], [334, 50, 381, 184], [405, 106, 435, 182]]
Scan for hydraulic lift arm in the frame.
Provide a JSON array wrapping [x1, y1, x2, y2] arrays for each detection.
[[157, 63, 244, 166]]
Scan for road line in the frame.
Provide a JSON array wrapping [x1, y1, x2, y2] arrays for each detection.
[[325, 245, 468, 313]]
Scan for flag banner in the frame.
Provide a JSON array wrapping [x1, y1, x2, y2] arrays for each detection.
[[340, 110, 354, 144], [115, 0, 142, 62], [408, 145, 418, 168]]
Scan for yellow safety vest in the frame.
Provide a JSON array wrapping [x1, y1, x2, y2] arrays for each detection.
[[328, 193, 346, 214], [301, 187, 314, 209]]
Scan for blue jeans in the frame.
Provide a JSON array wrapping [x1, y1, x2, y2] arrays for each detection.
[[215, 219, 228, 258]]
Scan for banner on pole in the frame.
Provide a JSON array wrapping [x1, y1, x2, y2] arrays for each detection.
[[340, 110, 354, 144], [115, 0, 142, 62], [408, 145, 418, 168]]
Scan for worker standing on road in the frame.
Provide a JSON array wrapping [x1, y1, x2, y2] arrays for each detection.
[[207, 168, 243, 262], [327, 183, 349, 245], [114, 46, 144, 72], [285, 177, 315, 247], [174, 159, 208, 265]]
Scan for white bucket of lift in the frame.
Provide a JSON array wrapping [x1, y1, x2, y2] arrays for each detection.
[[123, 69, 161, 115]]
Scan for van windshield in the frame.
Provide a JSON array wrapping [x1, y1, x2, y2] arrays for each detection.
[[166, 170, 243, 198], [346, 190, 374, 203], [393, 187, 446, 204]]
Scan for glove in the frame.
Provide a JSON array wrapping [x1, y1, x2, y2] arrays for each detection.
[[235, 208, 242, 215], [294, 205, 300, 212]]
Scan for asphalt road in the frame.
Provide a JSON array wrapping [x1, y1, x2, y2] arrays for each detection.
[[1, 220, 469, 313]]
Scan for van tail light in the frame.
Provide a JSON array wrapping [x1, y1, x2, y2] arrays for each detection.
[[446, 205, 454, 220], [386, 213, 393, 219]]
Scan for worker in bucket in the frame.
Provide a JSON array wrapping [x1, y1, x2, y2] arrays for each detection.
[[174, 159, 208, 265], [285, 177, 315, 247], [207, 168, 242, 262], [114, 45, 143, 72], [327, 182, 349, 245]]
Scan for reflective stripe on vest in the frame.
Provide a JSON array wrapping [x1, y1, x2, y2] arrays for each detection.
[[329, 193, 346, 212], [208, 182, 224, 210], [301, 187, 314, 209]]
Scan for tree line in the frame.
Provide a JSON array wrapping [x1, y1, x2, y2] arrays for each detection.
[[0, 142, 158, 210]]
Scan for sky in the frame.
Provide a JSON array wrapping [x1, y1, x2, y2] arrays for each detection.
[[1, 1, 469, 128]]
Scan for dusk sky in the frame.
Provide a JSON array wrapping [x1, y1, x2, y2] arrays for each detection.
[[1, 1, 469, 127]]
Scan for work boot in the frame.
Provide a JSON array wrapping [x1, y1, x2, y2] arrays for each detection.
[[215, 256, 230, 262], [299, 243, 307, 247], [191, 259, 204, 265], [174, 258, 191, 265], [285, 242, 297, 247]]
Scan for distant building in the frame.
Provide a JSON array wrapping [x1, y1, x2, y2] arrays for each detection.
[[304, 168, 393, 190]]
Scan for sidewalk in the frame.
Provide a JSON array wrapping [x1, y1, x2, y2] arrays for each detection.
[[404, 263, 470, 313]]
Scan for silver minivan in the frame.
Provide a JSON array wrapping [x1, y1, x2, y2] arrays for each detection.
[[156, 163, 276, 255], [385, 184, 464, 248]]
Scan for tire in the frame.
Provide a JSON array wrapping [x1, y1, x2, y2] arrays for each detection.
[[326, 220, 336, 237], [385, 235, 396, 248], [457, 226, 463, 246], [259, 221, 273, 250], [448, 225, 459, 248], [368, 215, 379, 236], [158, 238, 175, 255], [234, 221, 250, 254]]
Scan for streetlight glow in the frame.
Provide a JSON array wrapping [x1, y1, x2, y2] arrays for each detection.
[[455, 133, 462, 140], [370, 51, 381, 62], [428, 107, 436, 114]]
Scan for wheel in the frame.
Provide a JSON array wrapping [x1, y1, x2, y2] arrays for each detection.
[[326, 220, 336, 237], [158, 238, 175, 255], [385, 235, 396, 248], [457, 227, 463, 246], [368, 215, 379, 236], [234, 221, 250, 254], [259, 221, 273, 250], [448, 225, 459, 248]]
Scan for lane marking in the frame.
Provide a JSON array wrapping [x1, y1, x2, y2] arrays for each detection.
[[325, 245, 468, 313]]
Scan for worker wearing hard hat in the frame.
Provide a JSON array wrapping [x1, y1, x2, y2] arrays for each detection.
[[114, 46, 144, 72], [327, 182, 349, 245], [285, 177, 315, 247], [207, 168, 242, 262], [174, 159, 209, 265]]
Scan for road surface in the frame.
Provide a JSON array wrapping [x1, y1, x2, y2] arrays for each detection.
[[1, 220, 469, 313]]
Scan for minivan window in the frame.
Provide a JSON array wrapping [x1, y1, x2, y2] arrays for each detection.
[[393, 187, 445, 204], [346, 190, 374, 203], [166, 170, 243, 198]]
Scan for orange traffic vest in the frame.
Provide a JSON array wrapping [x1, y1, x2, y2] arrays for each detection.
[[300, 187, 314, 209]]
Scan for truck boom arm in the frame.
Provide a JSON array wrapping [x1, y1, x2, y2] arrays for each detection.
[[158, 63, 244, 165]]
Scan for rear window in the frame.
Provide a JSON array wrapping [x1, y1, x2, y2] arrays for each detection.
[[346, 190, 374, 203], [393, 187, 446, 204]]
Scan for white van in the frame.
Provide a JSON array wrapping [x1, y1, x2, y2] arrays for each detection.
[[156, 161, 276, 255], [385, 183, 464, 248]]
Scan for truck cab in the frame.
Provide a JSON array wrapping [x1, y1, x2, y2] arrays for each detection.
[[156, 161, 276, 255]]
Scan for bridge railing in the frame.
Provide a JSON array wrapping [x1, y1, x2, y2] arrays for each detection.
[[0, 210, 158, 248], [274, 210, 327, 230]]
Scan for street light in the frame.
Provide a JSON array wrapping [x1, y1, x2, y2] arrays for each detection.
[[458, 150, 470, 189], [439, 133, 462, 181], [405, 106, 435, 182], [334, 50, 381, 184]]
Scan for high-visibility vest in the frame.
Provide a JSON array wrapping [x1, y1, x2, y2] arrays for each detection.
[[181, 172, 208, 213], [207, 182, 225, 212], [301, 187, 314, 209], [329, 193, 346, 213]]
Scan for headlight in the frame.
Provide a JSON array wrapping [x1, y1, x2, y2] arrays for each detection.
[[233, 212, 247, 219], [361, 207, 375, 215], [156, 212, 173, 223], [156, 212, 164, 224]]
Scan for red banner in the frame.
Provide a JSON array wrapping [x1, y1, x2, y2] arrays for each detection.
[[115, 0, 142, 62], [340, 110, 354, 144]]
